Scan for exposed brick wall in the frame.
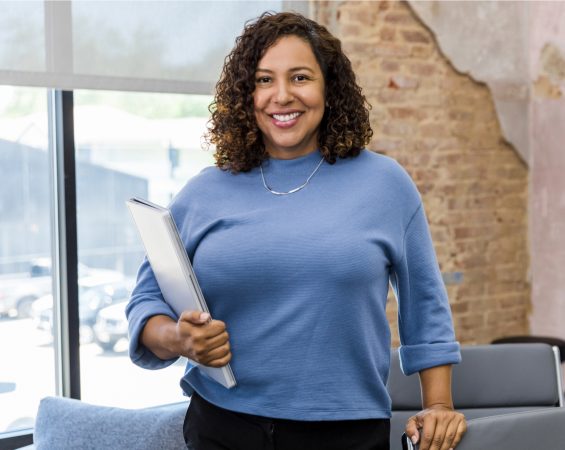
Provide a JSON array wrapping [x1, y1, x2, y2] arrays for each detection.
[[313, 0, 530, 346]]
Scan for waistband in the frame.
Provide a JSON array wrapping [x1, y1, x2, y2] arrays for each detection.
[[191, 392, 390, 429]]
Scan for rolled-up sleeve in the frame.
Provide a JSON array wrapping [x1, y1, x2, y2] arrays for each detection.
[[391, 203, 461, 375], [125, 257, 179, 369]]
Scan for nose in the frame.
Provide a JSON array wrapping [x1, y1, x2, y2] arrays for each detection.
[[274, 81, 293, 105]]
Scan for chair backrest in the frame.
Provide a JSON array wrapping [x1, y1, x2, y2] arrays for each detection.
[[388, 343, 563, 411], [388, 344, 564, 450], [32, 396, 187, 450]]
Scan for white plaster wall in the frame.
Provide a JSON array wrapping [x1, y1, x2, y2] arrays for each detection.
[[528, 2, 565, 340]]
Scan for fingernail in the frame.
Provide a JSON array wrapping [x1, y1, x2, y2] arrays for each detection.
[[200, 312, 210, 322], [411, 435, 418, 444]]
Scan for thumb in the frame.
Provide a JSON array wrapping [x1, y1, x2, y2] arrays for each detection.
[[181, 310, 210, 324], [405, 417, 420, 445]]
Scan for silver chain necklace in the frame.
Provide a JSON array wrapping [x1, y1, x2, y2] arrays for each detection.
[[260, 157, 325, 196]]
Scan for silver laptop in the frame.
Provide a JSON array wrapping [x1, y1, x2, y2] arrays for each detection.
[[126, 197, 236, 389]]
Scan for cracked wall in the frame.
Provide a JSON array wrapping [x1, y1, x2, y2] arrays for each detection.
[[313, 0, 530, 346], [409, 0, 565, 343]]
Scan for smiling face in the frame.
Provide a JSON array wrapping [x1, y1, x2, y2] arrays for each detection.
[[253, 35, 326, 160]]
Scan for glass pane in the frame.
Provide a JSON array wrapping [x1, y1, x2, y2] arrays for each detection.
[[71, 1, 288, 83], [74, 90, 214, 408], [0, 86, 53, 434], [0, 2, 45, 72]]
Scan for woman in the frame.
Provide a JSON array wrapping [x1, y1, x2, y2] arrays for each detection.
[[126, 11, 466, 450]]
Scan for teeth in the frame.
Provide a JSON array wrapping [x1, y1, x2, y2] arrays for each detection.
[[272, 112, 300, 122]]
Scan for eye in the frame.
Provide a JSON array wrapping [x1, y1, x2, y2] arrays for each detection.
[[255, 76, 271, 84], [293, 74, 310, 82]]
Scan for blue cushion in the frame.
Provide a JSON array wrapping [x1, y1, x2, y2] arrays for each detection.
[[33, 396, 187, 450]]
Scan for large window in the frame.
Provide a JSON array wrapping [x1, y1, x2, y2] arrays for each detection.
[[0, 1, 310, 445], [0, 86, 55, 434], [73, 90, 214, 408], [0, 86, 216, 440]]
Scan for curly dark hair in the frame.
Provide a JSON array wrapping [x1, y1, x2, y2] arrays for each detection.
[[206, 11, 372, 173]]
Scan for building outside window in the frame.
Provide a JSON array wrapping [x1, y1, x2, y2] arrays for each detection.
[[0, 86, 55, 434]]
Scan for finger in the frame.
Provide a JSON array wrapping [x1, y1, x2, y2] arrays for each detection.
[[419, 415, 438, 450], [405, 416, 420, 445], [438, 417, 458, 450], [449, 417, 467, 449], [206, 319, 227, 335], [206, 351, 232, 368], [193, 339, 230, 363], [200, 343, 232, 366], [178, 319, 225, 341], [205, 331, 230, 349], [429, 420, 448, 450], [180, 310, 210, 324], [188, 329, 228, 354]]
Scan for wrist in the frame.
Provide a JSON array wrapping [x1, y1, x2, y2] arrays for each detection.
[[424, 402, 454, 411], [163, 319, 183, 358], [142, 315, 181, 360]]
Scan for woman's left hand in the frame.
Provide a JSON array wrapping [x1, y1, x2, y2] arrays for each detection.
[[405, 405, 466, 450]]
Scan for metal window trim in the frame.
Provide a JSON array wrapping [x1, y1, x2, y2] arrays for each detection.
[[0, 71, 215, 96], [551, 346, 564, 407], [48, 89, 81, 400]]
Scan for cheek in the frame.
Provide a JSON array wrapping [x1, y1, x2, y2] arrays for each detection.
[[304, 90, 325, 110], [253, 91, 267, 111], [252, 100, 268, 133], [252, 97, 261, 119], [253, 108, 265, 127]]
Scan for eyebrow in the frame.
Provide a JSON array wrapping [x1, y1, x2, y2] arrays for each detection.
[[255, 66, 315, 73]]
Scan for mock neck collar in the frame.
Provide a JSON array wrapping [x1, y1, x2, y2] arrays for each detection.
[[262, 149, 323, 170]]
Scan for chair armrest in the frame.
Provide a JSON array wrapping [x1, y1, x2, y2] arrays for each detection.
[[400, 408, 565, 450], [456, 408, 565, 450]]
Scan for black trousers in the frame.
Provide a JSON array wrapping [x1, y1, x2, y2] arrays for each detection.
[[184, 393, 390, 450]]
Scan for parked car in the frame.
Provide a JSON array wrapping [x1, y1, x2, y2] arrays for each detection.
[[0, 259, 53, 318], [0, 259, 122, 319], [93, 300, 128, 352], [31, 278, 133, 343]]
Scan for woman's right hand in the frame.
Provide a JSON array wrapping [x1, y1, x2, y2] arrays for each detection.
[[174, 311, 232, 367], [141, 312, 232, 367]]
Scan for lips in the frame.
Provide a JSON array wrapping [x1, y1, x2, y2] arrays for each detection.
[[270, 111, 303, 128], [272, 112, 301, 122]]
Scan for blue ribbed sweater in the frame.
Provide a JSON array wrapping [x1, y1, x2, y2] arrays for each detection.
[[126, 149, 460, 420]]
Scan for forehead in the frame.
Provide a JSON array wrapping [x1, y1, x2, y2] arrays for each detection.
[[257, 35, 321, 72]]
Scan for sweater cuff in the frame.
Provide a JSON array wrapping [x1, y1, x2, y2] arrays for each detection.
[[398, 342, 461, 376], [128, 300, 179, 370]]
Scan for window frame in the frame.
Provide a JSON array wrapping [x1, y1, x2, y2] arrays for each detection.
[[0, 89, 80, 447], [49, 90, 81, 400], [0, 87, 211, 446]]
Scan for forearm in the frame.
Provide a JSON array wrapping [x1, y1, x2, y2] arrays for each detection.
[[419, 364, 454, 409], [407, 364, 466, 449], [140, 314, 181, 360]]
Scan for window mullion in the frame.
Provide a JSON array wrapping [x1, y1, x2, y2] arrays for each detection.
[[48, 89, 81, 399]]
